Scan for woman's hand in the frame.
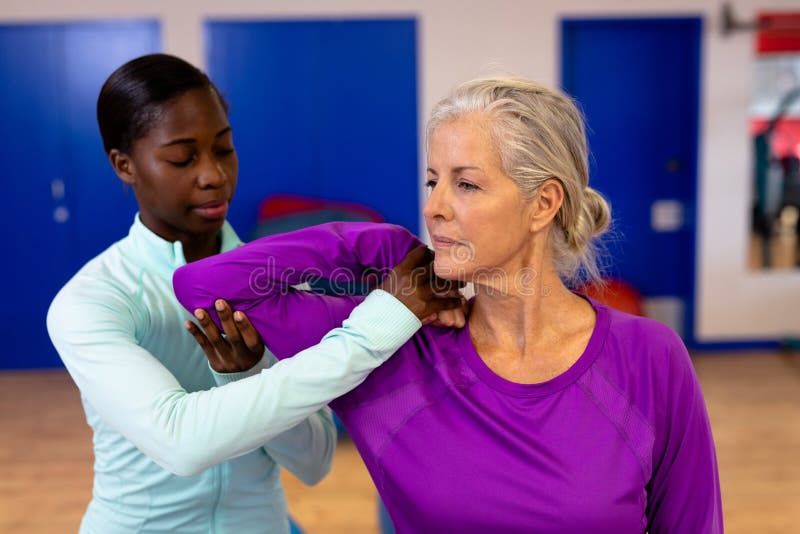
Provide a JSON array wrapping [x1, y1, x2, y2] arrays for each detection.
[[378, 246, 466, 326], [421, 295, 470, 328], [184, 299, 265, 373]]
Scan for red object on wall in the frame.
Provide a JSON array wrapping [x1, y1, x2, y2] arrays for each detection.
[[577, 278, 645, 317], [257, 193, 384, 222], [757, 13, 800, 54], [750, 118, 800, 158]]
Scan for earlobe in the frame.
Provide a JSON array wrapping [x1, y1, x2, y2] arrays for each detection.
[[109, 149, 135, 185]]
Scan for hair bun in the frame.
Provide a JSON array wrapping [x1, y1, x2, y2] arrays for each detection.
[[582, 186, 611, 238]]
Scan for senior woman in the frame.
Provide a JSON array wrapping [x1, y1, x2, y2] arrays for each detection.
[[174, 77, 722, 533]]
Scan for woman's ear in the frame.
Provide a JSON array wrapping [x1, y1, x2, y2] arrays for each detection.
[[529, 178, 564, 232], [109, 149, 135, 186]]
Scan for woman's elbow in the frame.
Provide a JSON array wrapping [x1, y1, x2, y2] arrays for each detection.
[[137, 418, 216, 477], [149, 447, 212, 477], [297, 456, 334, 486], [305, 432, 337, 485], [165, 463, 205, 478]]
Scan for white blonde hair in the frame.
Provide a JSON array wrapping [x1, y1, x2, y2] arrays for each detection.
[[427, 76, 611, 284]]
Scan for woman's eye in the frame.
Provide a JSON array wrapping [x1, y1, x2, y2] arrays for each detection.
[[166, 154, 195, 167], [215, 148, 235, 157], [168, 157, 193, 167], [425, 179, 437, 190], [457, 180, 479, 192]]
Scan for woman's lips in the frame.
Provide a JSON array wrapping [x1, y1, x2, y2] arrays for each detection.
[[194, 200, 228, 220], [431, 235, 457, 248]]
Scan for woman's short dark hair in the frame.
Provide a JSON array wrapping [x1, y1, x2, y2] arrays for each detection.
[[96, 53, 228, 154]]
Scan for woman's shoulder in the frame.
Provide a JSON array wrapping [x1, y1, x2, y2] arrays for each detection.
[[581, 303, 702, 441], [49, 239, 145, 323], [591, 301, 695, 398], [598, 302, 686, 356]]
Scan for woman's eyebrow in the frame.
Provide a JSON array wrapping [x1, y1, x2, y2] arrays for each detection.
[[160, 138, 195, 147], [452, 166, 482, 173], [427, 166, 483, 175], [160, 127, 231, 148]]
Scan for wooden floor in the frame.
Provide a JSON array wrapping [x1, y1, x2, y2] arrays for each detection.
[[1, 350, 798, 533]]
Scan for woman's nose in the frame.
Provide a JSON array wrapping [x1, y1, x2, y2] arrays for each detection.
[[196, 153, 226, 189], [423, 182, 452, 221]]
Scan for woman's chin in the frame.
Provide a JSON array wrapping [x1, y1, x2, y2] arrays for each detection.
[[433, 261, 469, 282]]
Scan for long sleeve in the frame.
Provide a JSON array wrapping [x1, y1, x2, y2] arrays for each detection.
[[173, 222, 423, 360], [210, 352, 336, 485], [646, 336, 724, 533], [258, 408, 336, 485], [47, 278, 419, 477]]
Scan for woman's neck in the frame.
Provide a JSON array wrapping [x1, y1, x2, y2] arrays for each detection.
[[469, 271, 576, 349], [181, 234, 221, 263], [138, 213, 222, 263], [468, 269, 596, 383]]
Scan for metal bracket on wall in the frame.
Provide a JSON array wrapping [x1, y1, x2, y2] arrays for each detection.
[[721, 2, 800, 36]]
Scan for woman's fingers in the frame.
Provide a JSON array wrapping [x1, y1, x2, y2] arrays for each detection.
[[215, 299, 253, 367], [215, 300, 242, 343], [187, 302, 263, 373], [431, 306, 467, 328], [184, 319, 212, 352], [429, 296, 464, 314], [193, 307, 245, 372], [184, 319, 226, 370], [379, 246, 469, 322], [217, 300, 264, 368], [233, 310, 265, 353], [195, 308, 229, 355], [420, 312, 438, 326], [430, 273, 463, 297], [396, 245, 433, 271]]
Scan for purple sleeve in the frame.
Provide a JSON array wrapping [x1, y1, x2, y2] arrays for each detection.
[[647, 335, 723, 533], [173, 222, 422, 359]]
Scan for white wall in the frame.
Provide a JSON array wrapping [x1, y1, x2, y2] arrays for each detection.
[[3, 0, 799, 341]]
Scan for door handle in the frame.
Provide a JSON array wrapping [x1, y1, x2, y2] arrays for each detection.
[[51, 178, 69, 223], [666, 159, 682, 173], [651, 200, 683, 232], [51, 178, 65, 200]]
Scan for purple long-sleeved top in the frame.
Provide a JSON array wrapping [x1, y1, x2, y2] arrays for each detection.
[[173, 222, 723, 534]]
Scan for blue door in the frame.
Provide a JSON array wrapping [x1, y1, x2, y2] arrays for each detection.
[[561, 18, 701, 339], [206, 19, 419, 236], [0, 21, 160, 369], [61, 23, 161, 263]]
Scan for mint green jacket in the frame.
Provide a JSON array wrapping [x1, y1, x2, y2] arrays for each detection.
[[47, 216, 420, 533]]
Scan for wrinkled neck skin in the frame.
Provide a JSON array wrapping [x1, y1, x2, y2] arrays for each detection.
[[468, 229, 595, 379]]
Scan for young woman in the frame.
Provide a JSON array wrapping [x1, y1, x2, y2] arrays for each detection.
[[47, 53, 461, 534], [174, 77, 723, 533]]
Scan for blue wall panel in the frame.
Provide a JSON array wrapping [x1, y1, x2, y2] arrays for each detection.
[[206, 19, 419, 237], [1, 25, 71, 370], [561, 18, 702, 338], [0, 21, 160, 369], [62, 22, 161, 263]]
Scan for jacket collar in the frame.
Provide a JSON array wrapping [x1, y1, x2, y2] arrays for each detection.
[[126, 213, 242, 277]]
